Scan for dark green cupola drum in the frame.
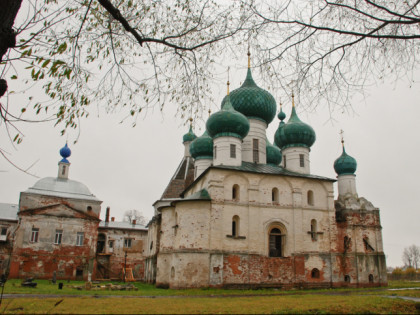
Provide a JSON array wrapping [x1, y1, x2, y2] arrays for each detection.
[[206, 95, 250, 140], [334, 146, 357, 175]]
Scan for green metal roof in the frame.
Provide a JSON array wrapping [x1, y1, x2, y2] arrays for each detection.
[[206, 95, 250, 140], [181, 161, 335, 197], [334, 146, 357, 175], [212, 162, 334, 181], [228, 68, 277, 125], [274, 106, 316, 149], [266, 138, 282, 166], [184, 188, 211, 200], [183, 125, 197, 143], [190, 131, 213, 160]]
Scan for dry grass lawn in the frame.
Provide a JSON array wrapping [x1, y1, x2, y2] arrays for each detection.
[[0, 294, 418, 314]]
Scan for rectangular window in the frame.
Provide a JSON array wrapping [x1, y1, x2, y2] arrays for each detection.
[[230, 144, 236, 158], [108, 240, 114, 248], [1, 227, 7, 235], [76, 232, 84, 246], [30, 228, 39, 243], [284, 155, 287, 168], [299, 154, 305, 167], [253, 139, 259, 163], [214, 146, 217, 159], [124, 238, 132, 248], [54, 229, 63, 245]]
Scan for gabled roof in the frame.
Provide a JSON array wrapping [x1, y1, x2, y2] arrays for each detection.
[[18, 203, 100, 221], [182, 161, 335, 197], [160, 156, 195, 199]]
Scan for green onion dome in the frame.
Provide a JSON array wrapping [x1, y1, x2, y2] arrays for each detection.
[[266, 138, 282, 166], [274, 106, 316, 149], [278, 106, 286, 121], [227, 68, 277, 125], [334, 145, 357, 175], [183, 125, 197, 143], [206, 95, 250, 140], [189, 131, 213, 160]]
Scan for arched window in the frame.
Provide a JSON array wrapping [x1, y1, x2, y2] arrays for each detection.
[[369, 274, 374, 283], [232, 184, 240, 201], [307, 190, 314, 206], [272, 188, 279, 204], [232, 215, 240, 237], [344, 275, 351, 283], [310, 219, 317, 241], [311, 268, 320, 279], [269, 227, 284, 257]]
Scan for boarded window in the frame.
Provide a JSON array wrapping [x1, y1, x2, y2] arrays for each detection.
[[54, 230, 63, 245], [310, 219, 317, 241], [230, 144, 236, 158], [232, 215, 239, 237], [252, 139, 259, 163], [272, 188, 279, 203], [269, 228, 284, 257], [307, 190, 314, 206], [30, 228, 39, 243], [232, 184, 240, 201]]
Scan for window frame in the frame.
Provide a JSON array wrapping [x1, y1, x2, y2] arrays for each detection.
[[30, 228, 39, 243], [299, 154, 305, 167], [54, 229, 63, 245], [230, 144, 236, 158], [268, 226, 285, 257], [76, 232, 84, 246], [124, 238, 133, 248], [252, 139, 259, 163]]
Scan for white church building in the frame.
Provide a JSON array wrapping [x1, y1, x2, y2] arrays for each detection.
[[143, 55, 387, 289]]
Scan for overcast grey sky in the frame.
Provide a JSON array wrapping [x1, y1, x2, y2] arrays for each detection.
[[0, 66, 419, 268]]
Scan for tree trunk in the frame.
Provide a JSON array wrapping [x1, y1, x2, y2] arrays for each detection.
[[0, 0, 22, 96]]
